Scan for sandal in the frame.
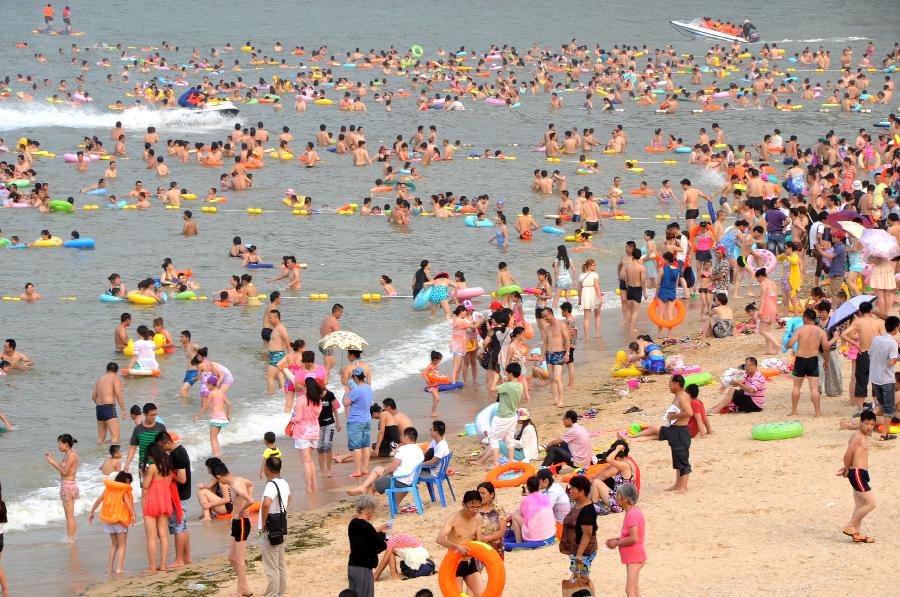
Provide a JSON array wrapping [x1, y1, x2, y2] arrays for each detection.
[[879, 434, 897, 441], [851, 533, 875, 543], [841, 527, 857, 538]]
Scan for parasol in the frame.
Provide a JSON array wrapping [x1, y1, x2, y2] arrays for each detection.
[[827, 294, 876, 331], [825, 211, 873, 230], [318, 330, 368, 351], [837, 221, 865, 239], [859, 228, 900, 260]]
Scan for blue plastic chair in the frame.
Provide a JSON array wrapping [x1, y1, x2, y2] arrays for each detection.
[[419, 454, 456, 507], [386, 463, 425, 518]]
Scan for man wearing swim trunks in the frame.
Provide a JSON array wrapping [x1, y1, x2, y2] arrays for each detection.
[[92, 362, 125, 443], [319, 303, 343, 374], [437, 490, 484, 597], [179, 330, 200, 398], [838, 410, 876, 543], [266, 309, 290, 395], [622, 249, 647, 340], [841, 301, 885, 415], [581, 192, 600, 232], [786, 309, 830, 417], [212, 462, 254, 597], [261, 291, 280, 349], [541, 308, 570, 407], [680, 178, 709, 231]]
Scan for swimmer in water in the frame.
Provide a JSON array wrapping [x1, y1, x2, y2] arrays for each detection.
[[19, 282, 41, 301], [379, 275, 397, 297]]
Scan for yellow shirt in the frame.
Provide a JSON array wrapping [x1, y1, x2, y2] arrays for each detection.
[[263, 447, 282, 460]]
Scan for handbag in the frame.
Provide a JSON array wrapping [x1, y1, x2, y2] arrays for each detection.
[[284, 420, 294, 437], [264, 480, 288, 545]]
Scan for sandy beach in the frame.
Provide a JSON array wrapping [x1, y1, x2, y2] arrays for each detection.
[[82, 310, 899, 597]]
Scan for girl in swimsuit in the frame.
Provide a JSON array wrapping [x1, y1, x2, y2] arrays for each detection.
[[422, 272, 457, 319], [489, 212, 509, 248]]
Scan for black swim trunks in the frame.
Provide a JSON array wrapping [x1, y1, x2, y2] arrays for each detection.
[[793, 355, 819, 378], [626, 285, 643, 303], [455, 558, 479, 578], [585, 221, 599, 232], [261, 327, 272, 342], [695, 249, 712, 262], [231, 517, 251, 542], [658, 424, 691, 475], [747, 196, 763, 211], [736, 255, 747, 268], [95, 404, 117, 422], [685, 208, 700, 221], [848, 468, 871, 492]]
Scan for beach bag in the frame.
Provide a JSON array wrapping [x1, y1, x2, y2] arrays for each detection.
[[264, 481, 288, 546], [283, 420, 294, 437], [400, 558, 436, 578]]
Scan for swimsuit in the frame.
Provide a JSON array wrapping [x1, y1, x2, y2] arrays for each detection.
[[641, 343, 666, 373], [96, 403, 117, 421], [792, 355, 819, 378], [268, 350, 286, 367], [848, 468, 871, 492], [261, 327, 272, 342], [183, 369, 199, 385], [231, 517, 251, 542], [429, 285, 450, 304], [625, 285, 642, 303], [685, 208, 700, 220], [60, 478, 80, 501], [546, 351, 566, 366]]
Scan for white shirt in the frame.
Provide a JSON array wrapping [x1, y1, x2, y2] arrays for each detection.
[[257, 478, 291, 530], [392, 444, 425, 485], [677, 234, 688, 263], [511, 423, 539, 461], [543, 482, 571, 523], [428, 438, 450, 460], [809, 221, 824, 250]]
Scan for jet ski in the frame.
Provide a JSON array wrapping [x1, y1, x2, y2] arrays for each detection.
[[168, 100, 240, 118]]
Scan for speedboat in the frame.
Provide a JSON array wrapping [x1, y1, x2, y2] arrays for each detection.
[[670, 19, 759, 43]]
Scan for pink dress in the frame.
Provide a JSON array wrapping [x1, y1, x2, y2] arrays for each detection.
[[449, 318, 467, 355], [519, 492, 556, 542], [292, 398, 322, 441], [618, 506, 646, 564]]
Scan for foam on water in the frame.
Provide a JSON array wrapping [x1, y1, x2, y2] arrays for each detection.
[[766, 36, 869, 43], [0, 103, 236, 134]]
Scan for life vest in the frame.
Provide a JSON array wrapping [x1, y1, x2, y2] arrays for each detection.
[[43, 6, 54, 17], [99, 478, 134, 526]]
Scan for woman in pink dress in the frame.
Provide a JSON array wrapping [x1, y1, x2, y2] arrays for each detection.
[[291, 377, 323, 493], [141, 442, 180, 572], [449, 305, 475, 384], [606, 483, 645, 597]]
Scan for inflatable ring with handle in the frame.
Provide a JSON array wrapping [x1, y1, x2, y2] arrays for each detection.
[[647, 298, 686, 329], [438, 540, 505, 597]]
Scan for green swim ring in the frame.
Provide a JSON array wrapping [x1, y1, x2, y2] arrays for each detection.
[[751, 422, 804, 441], [411, 45, 424, 58]]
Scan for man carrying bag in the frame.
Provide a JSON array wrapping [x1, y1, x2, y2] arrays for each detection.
[[258, 456, 291, 597]]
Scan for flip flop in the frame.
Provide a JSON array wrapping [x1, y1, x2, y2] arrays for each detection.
[[879, 434, 897, 441], [841, 527, 857, 538], [852, 533, 875, 543]]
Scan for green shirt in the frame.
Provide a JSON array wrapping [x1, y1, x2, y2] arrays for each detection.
[[496, 381, 523, 418]]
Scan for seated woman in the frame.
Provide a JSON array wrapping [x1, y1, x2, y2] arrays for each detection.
[[536, 468, 570, 523], [587, 440, 635, 514], [510, 476, 557, 543], [510, 409, 539, 461], [196, 456, 233, 519], [372, 533, 433, 581], [700, 292, 734, 338], [630, 335, 665, 373]]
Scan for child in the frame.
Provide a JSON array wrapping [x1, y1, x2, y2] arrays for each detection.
[[181, 210, 198, 236], [698, 260, 713, 314], [259, 431, 282, 479], [605, 483, 646, 597], [560, 302, 578, 389], [100, 444, 123, 477], [316, 385, 342, 478], [496, 261, 519, 307], [421, 351, 444, 417], [743, 302, 759, 334], [88, 471, 135, 575], [628, 383, 711, 440], [193, 376, 230, 456], [572, 231, 593, 252]]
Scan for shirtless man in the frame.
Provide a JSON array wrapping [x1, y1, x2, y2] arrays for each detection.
[[179, 330, 200, 398], [261, 291, 281, 350], [838, 410, 877, 544], [382, 398, 411, 436], [114, 312, 132, 352], [745, 169, 765, 212], [436, 491, 484, 597], [230, 237, 249, 258], [92, 362, 125, 443], [268, 256, 301, 290], [514, 206, 539, 238], [111, 121, 125, 143], [679, 178, 709, 230], [181, 210, 198, 236], [581, 194, 601, 233], [622, 249, 647, 339], [212, 461, 254, 597], [541, 308, 571, 407], [319, 304, 343, 374], [2, 338, 32, 369], [841, 301, 886, 412], [352, 140, 372, 166], [265, 310, 290, 395], [786, 309, 831, 417]]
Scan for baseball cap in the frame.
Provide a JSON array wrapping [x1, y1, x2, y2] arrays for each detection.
[[517, 408, 530, 421], [490, 300, 502, 310], [715, 246, 726, 254], [463, 300, 474, 311]]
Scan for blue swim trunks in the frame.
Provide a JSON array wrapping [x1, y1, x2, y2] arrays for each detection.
[[183, 369, 199, 385], [546, 351, 566, 366], [642, 356, 666, 373], [268, 350, 286, 367]]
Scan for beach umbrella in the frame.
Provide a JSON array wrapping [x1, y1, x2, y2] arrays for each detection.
[[318, 330, 368, 351], [859, 228, 900, 260], [825, 211, 873, 229], [837, 220, 866, 239], [827, 294, 876, 331]]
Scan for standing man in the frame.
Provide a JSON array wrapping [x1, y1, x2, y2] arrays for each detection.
[[842, 301, 886, 415], [125, 403, 166, 471], [213, 461, 255, 597], [158, 432, 192, 568], [261, 291, 281, 350], [680, 178, 709, 230], [259, 456, 291, 597], [787, 309, 831, 417], [267, 256, 302, 290], [265, 310, 291, 395], [436, 491, 485, 597], [62, 5, 71, 33], [92, 362, 125, 443], [541, 308, 570, 407], [867, 316, 898, 441], [42, 3, 54, 33], [412, 259, 431, 298], [179, 330, 200, 398], [838, 410, 877, 543], [319, 303, 343, 374], [622, 248, 647, 340], [660, 375, 693, 493]]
